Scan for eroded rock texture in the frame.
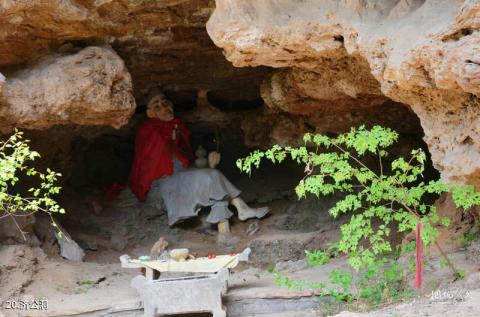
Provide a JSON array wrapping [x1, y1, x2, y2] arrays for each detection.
[[0, 0, 478, 187], [0, 0, 269, 108], [0, 46, 135, 132], [207, 0, 480, 185]]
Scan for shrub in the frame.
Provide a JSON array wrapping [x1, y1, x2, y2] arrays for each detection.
[[0, 130, 64, 239], [238, 125, 479, 302]]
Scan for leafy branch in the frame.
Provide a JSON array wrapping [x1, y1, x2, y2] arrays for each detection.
[[0, 130, 66, 240], [237, 126, 480, 271]]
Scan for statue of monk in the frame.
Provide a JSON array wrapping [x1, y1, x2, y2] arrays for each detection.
[[129, 92, 269, 238]]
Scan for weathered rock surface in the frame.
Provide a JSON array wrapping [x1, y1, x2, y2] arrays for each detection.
[[56, 223, 86, 262], [241, 101, 422, 149], [207, 0, 480, 185], [248, 232, 317, 266], [249, 238, 307, 266], [34, 215, 85, 262], [0, 46, 135, 132], [0, 0, 477, 188], [0, 0, 210, 67], [0, 245, 46, 298], [0, 0, 269, 108], [0, 213, 36, 243]]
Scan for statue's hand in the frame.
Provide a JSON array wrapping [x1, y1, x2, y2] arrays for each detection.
[[208, 151, 221, 168]]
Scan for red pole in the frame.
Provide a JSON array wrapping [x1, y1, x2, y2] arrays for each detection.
[[414, 222, 424, 289]]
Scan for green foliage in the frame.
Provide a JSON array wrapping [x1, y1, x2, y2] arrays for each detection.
[[456, 269, 466, 280], [452, 184, 480, 210], [305, 249, 330, 266], [0, 130, 65, 239], [238, 125, 479, 271], [272, 258, 410, 306], [272, 271, 326, 291], [238, 125, 480, 305], [459, 230, 480, 248], [357, 259, 406, 304], [328, 269, 354, 301]]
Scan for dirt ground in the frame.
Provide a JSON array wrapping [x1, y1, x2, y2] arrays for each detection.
[[1, 169, 480, 317], [2, 203, 480, 317], [1, 235, 480, 317]]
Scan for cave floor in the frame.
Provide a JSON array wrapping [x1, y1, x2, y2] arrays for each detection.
[[9, 196, 348, 317], [5, 237, 480, 317], [2, 169, 480, 317], [4, 194, 480, 317]]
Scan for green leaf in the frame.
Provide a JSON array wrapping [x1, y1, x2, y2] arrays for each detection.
[[305, 249, 330, 266], [452, 184, 480, 210], [235, 125, 478, 286], [0, 130, 65, 239]]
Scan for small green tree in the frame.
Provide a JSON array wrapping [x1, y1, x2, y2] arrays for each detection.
[[237, 126, 479, 300], [0, 130, 65, 239]]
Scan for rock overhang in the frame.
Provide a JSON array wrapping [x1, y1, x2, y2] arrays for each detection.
[[0, 0, 477, 186]]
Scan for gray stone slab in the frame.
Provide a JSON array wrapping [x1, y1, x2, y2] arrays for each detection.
[[131, 269, 229, 317]]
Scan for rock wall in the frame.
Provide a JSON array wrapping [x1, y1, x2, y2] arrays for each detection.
[[207, 0, 480, 185], [0, 0, 477, 186], [0, 46, 135, 132], [0, 0, 269, 107], [0, 0, 210, 67]]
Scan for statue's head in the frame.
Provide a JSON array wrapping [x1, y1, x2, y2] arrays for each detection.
[[146, 92, 174, 121]]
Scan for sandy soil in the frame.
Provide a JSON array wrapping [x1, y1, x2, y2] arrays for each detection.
[[1, 178, 479, 317], [0, 196, 336, 317], [2, 238, 480, 317]]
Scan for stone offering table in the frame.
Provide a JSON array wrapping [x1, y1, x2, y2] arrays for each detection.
[[120, 248, 250, 317]]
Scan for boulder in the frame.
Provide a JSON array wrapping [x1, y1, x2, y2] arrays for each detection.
[[34, 216, 85, 262], [0, 46, 136, 132], [0, 245, 46, 298]]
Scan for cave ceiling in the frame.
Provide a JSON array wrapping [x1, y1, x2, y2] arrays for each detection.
[[2, 0, 478, 186], [0, 0, 270, 106]]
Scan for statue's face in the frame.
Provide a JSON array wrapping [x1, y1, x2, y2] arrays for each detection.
[[146, 96, 174, 121]]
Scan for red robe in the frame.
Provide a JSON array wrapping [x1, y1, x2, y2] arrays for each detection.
[[129, 118, 193, 201]]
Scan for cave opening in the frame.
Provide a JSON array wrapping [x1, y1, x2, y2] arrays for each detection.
[[15, 89, 439, 267], [1, 1, 480, 315], [48, 92, 310, 262], [0, 23, 442, 274]]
